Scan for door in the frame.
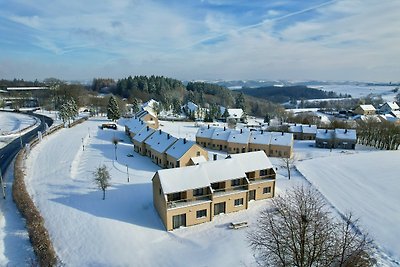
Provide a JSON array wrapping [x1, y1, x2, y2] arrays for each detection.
[[249, 190, 256, 201], [172, 214, 186, 229], [214, 202, 226, 215]]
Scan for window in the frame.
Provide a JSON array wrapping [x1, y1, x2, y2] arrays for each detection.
[[193, 188, 204, 196], [263, 187, 271, 194], [196, 209, 207, 219], [260, 169, 267, 176], [231, 179, 240, 187], [196, 151, 201, 156], [234, 198, 244, 206]]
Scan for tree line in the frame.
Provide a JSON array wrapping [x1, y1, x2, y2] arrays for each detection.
[[357, 119, 400, 150]]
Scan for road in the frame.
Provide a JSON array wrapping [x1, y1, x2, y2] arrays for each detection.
[[0, 113, 53, 177]]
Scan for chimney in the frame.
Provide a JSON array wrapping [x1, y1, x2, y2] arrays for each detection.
[[184, 138, 187, 144], [141, 120, 143, 124], [240, 129, 243, 134], [267, 122, 270, 126], [309, 124, 311, 127], [345, 129, 348, 133], [159, 129, 162, 134], [294, 123, 297, 126], [146, 126, 149, 131], [208, 124, 210, 129], [325, 129, 328, 133], [224, 126, 226, 131], [167, 134, 170, 139], [281, 132, 284, 136], [261, 130, 264, 134], [213, 154, 217, 161]]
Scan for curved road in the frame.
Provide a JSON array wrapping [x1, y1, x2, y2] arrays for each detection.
[[0, 112, 53, 177]]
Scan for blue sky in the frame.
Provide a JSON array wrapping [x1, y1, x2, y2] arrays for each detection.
[[0, 0, 399, 82]]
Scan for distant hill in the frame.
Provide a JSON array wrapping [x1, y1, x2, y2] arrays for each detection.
[[238, 85, 345, 103]]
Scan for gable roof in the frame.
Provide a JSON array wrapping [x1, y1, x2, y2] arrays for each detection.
[[123, 118, 146, 135], [196, 127, 216, 139], [249, 131, 272, 145], [145, 130, 178, 153], [269, 132, 293, 147], [157, 166, 210, 194], [381, 102, 399, 110], [334, 129, 357, 141], [227, 129, 251, 144], [156, 151, 274, 194], [211, 128, 232, 141], [166, 138, 197, 160], [133, 127, 155, 142], [316, 129, 334, 140], [359, 104, 376, 111]]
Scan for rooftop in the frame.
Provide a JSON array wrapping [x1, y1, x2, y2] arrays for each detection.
[[156, 151, 274, 194], [132, 127, 155, 142], [165, 138, 197, 159]]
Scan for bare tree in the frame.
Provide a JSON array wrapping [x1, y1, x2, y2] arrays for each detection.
[[280, 155, 297, 180], [93, 165, 111, 200], [248, 186, 373, 267]]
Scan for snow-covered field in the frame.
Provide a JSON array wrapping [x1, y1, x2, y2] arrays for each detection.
[[297, 151, 400, 264], [6, 117, 397, 266], [0, 112, 38, 149], [321, 84, 398, 102]]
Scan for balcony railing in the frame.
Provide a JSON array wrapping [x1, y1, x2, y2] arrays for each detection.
[[212, 184, 248, 197], [249, 173, 275, 182], [167, 194, 212, 209]]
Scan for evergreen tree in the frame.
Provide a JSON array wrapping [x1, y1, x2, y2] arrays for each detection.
[[222, 108, 230, 121], [131, 98, 139, 113], [107, 95, 120, 121], [235, 92, 246, 112]]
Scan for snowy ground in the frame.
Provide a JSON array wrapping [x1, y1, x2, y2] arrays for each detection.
[[297, 151, 400, 265], [18, 118, 399, 266], [0, 161, 35, 266], [0, 112, 38, 149]]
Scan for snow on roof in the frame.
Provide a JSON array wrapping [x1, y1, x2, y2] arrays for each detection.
[[359, 104, 376, 111], [391, 110, 400, 118], [196, 127, 216, 139], [122, 118, 146, 134], [166, 138, 196, 159], [145, 130, 178, 153], [382, 102, 399, 110], [269, 132, 293, 147], [158, 166, 210, 194], [334, 129, 357, 141], [201, 158, 245, 183], [316, 129, 334, 140], [227, 129, 251, 144], [227, 108, 243, 118], [228, 151, 273, 172], [157, 151, 274, 194], [288, 124, 302, 133], [302, 125, 317, 134], [211, 128, 232, 141], [132, 127, 155, 142], [186, 101, 198, 112], [190, 155, 207, 165], [249, 131, 272, 145]]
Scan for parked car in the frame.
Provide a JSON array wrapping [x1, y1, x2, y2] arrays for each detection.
[[100, 123, 117, 130]]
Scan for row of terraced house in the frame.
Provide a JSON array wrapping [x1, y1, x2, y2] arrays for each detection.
[[195, 125, 294, 158], [123, 115, 277, 231], [124, 118, 209, 168]]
